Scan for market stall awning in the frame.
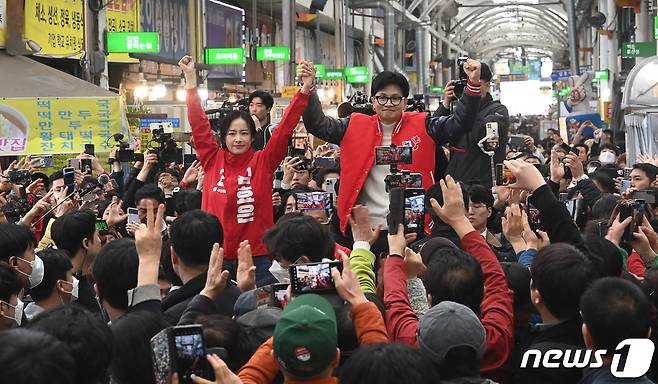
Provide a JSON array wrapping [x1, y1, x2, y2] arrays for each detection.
[[0, 53, 117, 98], [0, 52, 121, 155]]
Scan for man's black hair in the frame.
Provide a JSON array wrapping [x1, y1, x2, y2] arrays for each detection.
[[583, 235, 622, 278], [581, 277, 650, 351], [422, 248, 484, 314], [175, 189, 202, 215], [51, 209, 97, 258], [574, 143, 589, 155], [313, 167, 340, 187], [0, 262, 22, 302], [92, 238, 138, 310], [435, 346, 481, 380], [339, 343, 437, 384], [632, 163, 658, 183], [0, 223, 36, 263], [590, 171, 617, 194], [169, 210, 223, 267], [49, 170, 64, 185], [531, 243, 593, 320], [110, 310, 167, 384], [599, 143, 620, 156], [0, 329, 75, 384], [28, 306, 113, 384], [31, 172, 50, 191], [218, 111, 257, 147], [192, 314, 239, 370], [249, 90, 274, 110], [154, 168, 182, 183], [370, 71, 410, 98], [29, 249, 72, 302], [263, 213, 334, 263], [134, 184, 166, 206], [467, 184, 494, 208], [160, 239, 183, 287]]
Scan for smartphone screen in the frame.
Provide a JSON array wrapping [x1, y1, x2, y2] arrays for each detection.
[[127, 208, 140, 225], [374, 146, 413, 165], [495, 164, 516, 186], [173, 326, 211, 383], [290, 261, 342, 294], [63, 167, 76, 192], [96, 219, 110, 235], [486, 122, 499, 138], [272, 283, 289, 308], [84, 144, 95, 156], [404, 191, 425, 234], [457, 56, 468, 79], [526, 203, 542, 231]]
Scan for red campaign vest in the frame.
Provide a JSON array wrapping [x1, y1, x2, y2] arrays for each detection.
[[338, 112, 436, 233]]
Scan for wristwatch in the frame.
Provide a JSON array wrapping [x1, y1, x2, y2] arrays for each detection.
[[574, 174, 589, 183]]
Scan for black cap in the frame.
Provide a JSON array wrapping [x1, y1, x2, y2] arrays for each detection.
[[480, 63, 493, 82]]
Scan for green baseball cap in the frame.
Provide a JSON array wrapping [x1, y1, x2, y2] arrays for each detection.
[[273, 294, 338, 378]]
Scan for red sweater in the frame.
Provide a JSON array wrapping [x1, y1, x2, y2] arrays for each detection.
[[384, 230, 514, 377], [187, 89, 309, 260]]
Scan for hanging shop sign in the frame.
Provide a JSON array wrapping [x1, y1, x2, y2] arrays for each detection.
[[256, 46, 290, 61], [24, 0, 84, 56], [106, 32, 159, 53]]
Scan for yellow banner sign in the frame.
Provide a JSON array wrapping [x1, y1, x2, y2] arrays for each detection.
[[106, 0, 140, 62], [24, 0, 84, 56], [0, 97, 121, 155], [0, 0, 6, 48], [281, 86, 301, 99]]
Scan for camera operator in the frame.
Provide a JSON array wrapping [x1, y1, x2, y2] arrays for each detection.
[[435, 63, 509, 189], [299, 59, 483, 246], [248, 90, 275, 150]]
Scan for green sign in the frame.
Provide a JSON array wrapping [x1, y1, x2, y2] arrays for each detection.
[[347, 74, 369, 84], [256, 46, 290, 61], [621, 42, 657, 58], [655, 16, 658, 38], [345, 66, 368, 76], [429, 86, 444, 94], [106, 32, 160, 53], [204, 48, 245, 65], [325, 69, 344, 80], [314, 64, 326, 79], [594, 70, 609, 81]]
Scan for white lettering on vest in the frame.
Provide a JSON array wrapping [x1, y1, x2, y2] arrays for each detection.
[[237, 167, 254, 223], [213, 169, 226, 194]]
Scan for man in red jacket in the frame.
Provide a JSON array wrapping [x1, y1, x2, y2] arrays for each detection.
[[298, 60, 483, 252], [384, 175, 514, 380]]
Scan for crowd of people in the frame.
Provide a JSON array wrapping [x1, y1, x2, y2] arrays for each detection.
[[0, 55, 657, 384]]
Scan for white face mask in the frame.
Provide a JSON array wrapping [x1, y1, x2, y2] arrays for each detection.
[[59, 276, 79, 302], [2, 299, 23, 326], [268, 260, 290, 283], [599, 151, 616, 165], [16, 255, 45, 289]]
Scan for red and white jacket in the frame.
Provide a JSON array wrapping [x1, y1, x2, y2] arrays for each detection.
[[187, 89, 309, 260]]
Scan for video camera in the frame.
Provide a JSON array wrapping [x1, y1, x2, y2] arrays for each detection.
[[0, 195, 31, 223], [405, 94, 426, 113], [453, 56, 469, 99], [147, 123, 180, 164], [206, 98, 250, 132], [7, 169, 32, 186], [337, 92, 375, 118]]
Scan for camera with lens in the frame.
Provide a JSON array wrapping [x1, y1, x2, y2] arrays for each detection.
[[148, 126, 180, 164], [337, 92, 375, 118], [206, 98, 250, 132], [0, 195, 31, 223], [107, 133, 141, 163], [405, 94, 426, 113], [453, 56, 469, 99], [7, 169, 32, 186]]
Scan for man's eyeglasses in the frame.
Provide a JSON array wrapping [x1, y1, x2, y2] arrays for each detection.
[[373, 95, 405, 106]]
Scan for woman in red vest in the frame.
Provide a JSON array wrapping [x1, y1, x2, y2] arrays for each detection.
[[298, 60, 483, 253], [179, 56, 315, 281]]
